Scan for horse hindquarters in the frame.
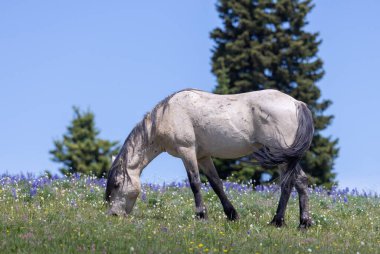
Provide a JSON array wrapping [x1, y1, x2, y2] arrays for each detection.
[[254, 103, 314, 227]]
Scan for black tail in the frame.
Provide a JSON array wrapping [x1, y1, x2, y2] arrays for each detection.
[[251, 102, 314, 177]]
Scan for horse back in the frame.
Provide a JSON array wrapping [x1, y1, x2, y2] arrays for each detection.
[[155, 89, 299, 159]]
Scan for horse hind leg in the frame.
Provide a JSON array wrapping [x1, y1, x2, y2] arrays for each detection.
[[294, 167, 312, 228], [178, 147, 208, 219], [198, 157, 239, 221], [270, 164, 295, 227]]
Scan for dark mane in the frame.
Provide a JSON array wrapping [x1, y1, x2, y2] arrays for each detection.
[[105, 88, 201, 202]]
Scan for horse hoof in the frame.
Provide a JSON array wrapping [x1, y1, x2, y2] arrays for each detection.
[[299, 218, 313, 229], [107, 209, 127, 217], [196, 211, 208, 220], [226, 209, 239, 221], [107, 209, 119, 216], [270, 216, 286, 227]]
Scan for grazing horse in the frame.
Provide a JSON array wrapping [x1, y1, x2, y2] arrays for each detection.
[[105, 89, 314, 228]]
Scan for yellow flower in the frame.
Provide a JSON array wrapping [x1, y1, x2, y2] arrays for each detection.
[[198, 243, 204, 248]]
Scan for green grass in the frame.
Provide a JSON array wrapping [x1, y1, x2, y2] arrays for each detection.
[[0, 175, 379, 253]]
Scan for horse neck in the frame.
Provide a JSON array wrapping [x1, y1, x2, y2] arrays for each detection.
[[122, 124, 161, 176]]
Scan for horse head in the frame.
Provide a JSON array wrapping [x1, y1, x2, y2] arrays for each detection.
[[105, 157, 140, 217]]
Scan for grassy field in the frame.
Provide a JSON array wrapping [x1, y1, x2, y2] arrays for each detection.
[[0, 174, 379, 253]]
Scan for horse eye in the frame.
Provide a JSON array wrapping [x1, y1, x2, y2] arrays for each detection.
[[114, 182, 120, 188]]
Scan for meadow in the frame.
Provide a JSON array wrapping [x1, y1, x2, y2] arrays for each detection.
[[0, 174, 379, 254]]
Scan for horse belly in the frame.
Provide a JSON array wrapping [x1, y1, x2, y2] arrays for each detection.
[[195, 122, 255, 159], [205, 140, 254, 159]]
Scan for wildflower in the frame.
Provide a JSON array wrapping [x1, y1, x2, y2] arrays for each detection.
[[198, 243, 203, 248], [70, 199, 77, 207], [11, 188, 17, 199], [141, 192, 147, 202], [29, 187, 37, 197]]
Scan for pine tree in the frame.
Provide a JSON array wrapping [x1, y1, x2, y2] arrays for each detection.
[[50, 107, 119, 178], [210, 0, 339, 188]]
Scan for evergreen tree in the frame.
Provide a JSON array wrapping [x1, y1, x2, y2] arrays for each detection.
[[50, 107, 119, 178], [210, 0, 339, 187]]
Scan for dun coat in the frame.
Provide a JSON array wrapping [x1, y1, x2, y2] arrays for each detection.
[[106, 89, 314, 228]]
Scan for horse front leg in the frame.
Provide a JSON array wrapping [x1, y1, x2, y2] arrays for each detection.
[[294, 168, 312, 228], [270, 165, 295, 227], [198, 157, 239, 221], [179, 147, 208, 219]]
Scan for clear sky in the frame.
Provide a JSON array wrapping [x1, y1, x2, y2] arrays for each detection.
[[1, 1, 379, 192]]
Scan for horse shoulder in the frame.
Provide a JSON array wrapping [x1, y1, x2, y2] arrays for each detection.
[[154, 98, 196, 152]]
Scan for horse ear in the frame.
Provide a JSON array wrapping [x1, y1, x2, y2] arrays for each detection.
[[111, 156, 116, 163]]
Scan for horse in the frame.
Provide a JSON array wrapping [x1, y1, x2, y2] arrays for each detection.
[[105, 88, 314, 228]]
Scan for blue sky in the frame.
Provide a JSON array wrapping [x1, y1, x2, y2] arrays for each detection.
[[1, 1, 379, 192]]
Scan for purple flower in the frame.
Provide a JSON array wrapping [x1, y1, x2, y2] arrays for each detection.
[[70, 199, 77, 207], [30, 187, 37, 197], [141, 192, 147, 202], [11, 188, 17, 199], [73, 172, 81, 180]]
